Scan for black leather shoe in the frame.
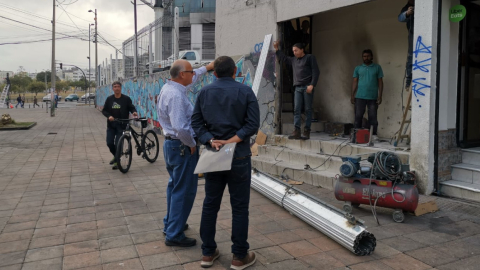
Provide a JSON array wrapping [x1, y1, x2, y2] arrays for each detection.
[[163, 223, 189, 235], [165, 237, 196, 247]]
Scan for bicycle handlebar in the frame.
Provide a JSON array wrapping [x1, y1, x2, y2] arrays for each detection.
[[114, 118, 147, 122]]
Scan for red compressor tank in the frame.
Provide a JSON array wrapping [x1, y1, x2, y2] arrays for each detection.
[[334, 176, 419, 222]]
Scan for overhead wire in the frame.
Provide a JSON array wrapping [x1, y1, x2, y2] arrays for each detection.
[[0, 15, 85, 39], [56, 0, 89, 40]]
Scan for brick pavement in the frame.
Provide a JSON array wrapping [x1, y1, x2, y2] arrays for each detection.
[[1, 105, 480, 269]]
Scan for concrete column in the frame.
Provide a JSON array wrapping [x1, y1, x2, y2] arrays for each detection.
[[154, 6, 164, 61], [410, 0, 439, 194], [149, 24, 153, 75], [191, 24, 203, 57], [173, 7, 179, 60]]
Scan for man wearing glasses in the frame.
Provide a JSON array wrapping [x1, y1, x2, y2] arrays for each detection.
[[157, 59, 214, 247]]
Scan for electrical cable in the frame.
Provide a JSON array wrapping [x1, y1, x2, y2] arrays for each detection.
[[0, 36, 77, 46], [56, 0, 89, 40], [0, 3, 89, 31], [0, 15, 83, 39]]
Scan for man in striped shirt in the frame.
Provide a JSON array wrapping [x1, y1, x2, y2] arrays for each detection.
[[156, 60, 214, 247]]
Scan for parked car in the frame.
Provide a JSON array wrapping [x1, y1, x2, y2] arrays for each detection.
[[80, 93, 95, 101], [145, 50, 213, 75], [65, 94, 79, 102], [42, 94, 62, 102]]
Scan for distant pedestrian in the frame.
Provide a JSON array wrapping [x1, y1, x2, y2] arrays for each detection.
[[33, 96, 40, 107], [15, 95, 21, 108], [5, 95, 10, 109], [21, 94, 25, 108], [54, 93, 59, 108]]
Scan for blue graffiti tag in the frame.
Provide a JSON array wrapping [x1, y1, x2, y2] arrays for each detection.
[[413, 36, 432, 58], [411, 78, 431, 98], [412, 36, 432, 108], [254, 42, 263, 53], [412, 58, 432, 73]]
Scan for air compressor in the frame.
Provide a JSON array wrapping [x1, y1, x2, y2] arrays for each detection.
[[334, 151, 419, 223]]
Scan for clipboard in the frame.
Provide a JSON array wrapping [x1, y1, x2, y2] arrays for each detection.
[[194, 143, 237, 174]]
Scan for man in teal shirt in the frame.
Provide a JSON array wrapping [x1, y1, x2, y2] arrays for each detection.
[[351, 49, 384, 140]]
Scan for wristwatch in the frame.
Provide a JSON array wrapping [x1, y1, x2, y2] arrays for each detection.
[[209, 138, 214, 145]]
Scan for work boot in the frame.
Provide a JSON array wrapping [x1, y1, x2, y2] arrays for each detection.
[[288, 128, 301, 140], [231, 252, 256, 270], [301, 129, 311, 140]]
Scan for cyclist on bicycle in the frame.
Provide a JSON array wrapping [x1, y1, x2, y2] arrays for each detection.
[[102, 81, 138, 170]]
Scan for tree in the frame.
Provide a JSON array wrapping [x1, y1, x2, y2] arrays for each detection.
[[56, 80, 69, 92], [10, 74, 32, 93], [36, 71, 60, 83], [28, 81, 45, 95]]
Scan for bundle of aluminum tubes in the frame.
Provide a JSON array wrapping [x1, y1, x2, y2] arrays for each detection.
[[251, 169, 376, 256]]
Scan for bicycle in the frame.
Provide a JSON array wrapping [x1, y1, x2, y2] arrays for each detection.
[[114, 118, 160, 173]]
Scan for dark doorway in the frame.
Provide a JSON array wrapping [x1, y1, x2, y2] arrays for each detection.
[[458, 1, 480, 148]]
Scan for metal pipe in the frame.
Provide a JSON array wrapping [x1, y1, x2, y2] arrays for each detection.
[[251, 169, 376, 256]]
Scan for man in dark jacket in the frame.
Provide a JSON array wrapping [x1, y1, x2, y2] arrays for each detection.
[[192, 56, 260, 269], [102, 81, 137, 169], [398, 0, 415, 89], [273, 41, 320, 140]]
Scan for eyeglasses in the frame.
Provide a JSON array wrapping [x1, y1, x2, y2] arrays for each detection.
[[182, 70, 195, 74]]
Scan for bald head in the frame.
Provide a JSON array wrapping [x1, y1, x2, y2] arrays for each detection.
[[170, 59, 195, 86], [170, 60, 190, 79]]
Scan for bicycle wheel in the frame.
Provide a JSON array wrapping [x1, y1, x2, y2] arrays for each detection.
[[116, 134, 132, 173], [142, 130, 159, 163]]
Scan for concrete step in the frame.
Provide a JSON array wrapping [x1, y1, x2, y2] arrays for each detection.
[[440, 180, 480, 203], [251, 156, 338, 189], [271, 135, 410, 164], [462, 147, 480, 167], [282, 122, 325, 135], [257, 145, 344, 172], [451, 163, 480, 184]]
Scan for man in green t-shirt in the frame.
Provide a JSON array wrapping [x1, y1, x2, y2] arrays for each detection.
[[351, 49, 384, 140]]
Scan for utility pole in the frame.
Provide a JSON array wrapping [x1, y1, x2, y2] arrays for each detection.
[[89, 9, 98, 97], [88, 23, 93, 106], [50, 0, 56, 117], [134, 0, 139, 77]]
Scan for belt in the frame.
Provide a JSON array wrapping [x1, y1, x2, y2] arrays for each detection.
[[165, 136, 198, 143], [234, 156, 250, 160]]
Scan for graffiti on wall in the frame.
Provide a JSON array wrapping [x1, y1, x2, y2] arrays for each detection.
[[96, 50, 277, 134], [412, 36, 432, 108]]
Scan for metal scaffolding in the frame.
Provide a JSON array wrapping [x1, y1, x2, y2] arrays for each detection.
[[123, 0, 175, 78]]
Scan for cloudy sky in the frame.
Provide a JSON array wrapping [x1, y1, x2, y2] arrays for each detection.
[[0, 0, 155, 74]]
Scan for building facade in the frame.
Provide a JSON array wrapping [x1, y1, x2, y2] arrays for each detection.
[[215, 0, 480, 200]]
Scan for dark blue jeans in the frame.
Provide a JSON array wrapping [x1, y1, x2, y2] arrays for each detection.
[[406, 33, 413, 87], [354, 98, 378, 135], [294, 86, 314, 130], [200, 157, 251, 258], [163, 140, 199, 242], [106, 125, 124, 160]]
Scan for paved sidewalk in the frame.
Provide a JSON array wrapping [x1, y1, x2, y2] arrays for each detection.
[[1, 106, 480, 270]]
